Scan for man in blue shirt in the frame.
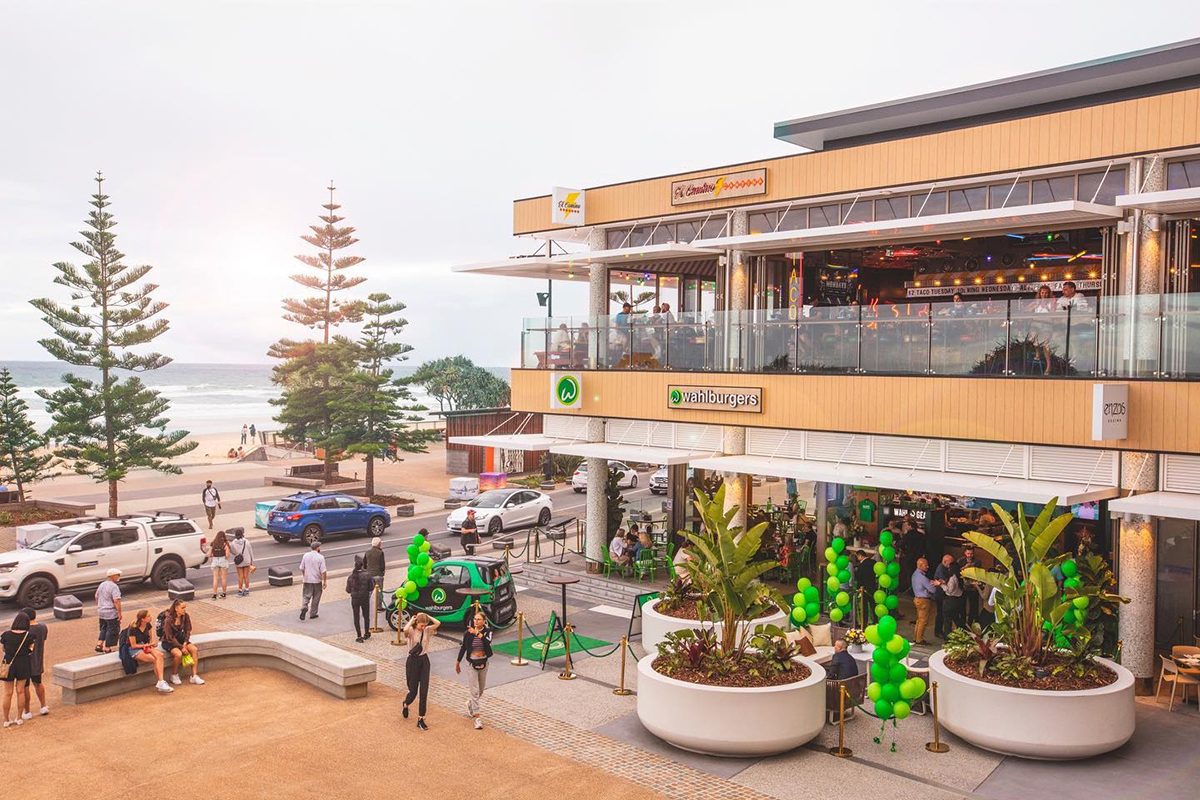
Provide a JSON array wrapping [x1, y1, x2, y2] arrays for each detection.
[[911, 557, 937, 645]]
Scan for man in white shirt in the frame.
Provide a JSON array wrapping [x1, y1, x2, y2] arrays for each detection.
[[1055, 281, 1091, 312], [201, 480, 222, 529], [299, 542, 328, 621]]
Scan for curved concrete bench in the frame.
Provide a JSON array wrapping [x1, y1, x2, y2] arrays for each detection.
[[52, 630, 376, 704]]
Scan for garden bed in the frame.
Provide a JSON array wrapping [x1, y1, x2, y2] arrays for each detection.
[[655, 596, 781, 622], [652, 655, 809, 688], [370, 494, 416, 506], [943, 652, 1117, 691], [0, 505, 83, 527], [642, 599, 788, 653]]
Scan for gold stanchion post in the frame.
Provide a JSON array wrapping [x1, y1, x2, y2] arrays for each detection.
[[510, 611, 528, 666], [369, 585, 384, 633], [613, 635, 633, 696], [558, 622, 576, 680], [503, 542, 511, 566], [1116, 638, 1123, 664], [529, 529, 542, 564], [390, 606, 405, 647], [828, 684, 853, 757], [924, 680, 950, 753]]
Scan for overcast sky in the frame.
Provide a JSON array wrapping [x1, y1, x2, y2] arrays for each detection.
[[2, 1, 1196, 367]]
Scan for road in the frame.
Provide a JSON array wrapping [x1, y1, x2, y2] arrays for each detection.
[[1, 483, 656, 626]]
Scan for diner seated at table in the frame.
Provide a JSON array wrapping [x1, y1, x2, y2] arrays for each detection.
[[609, 528, 631, 566], [828, 640, 859, 680]]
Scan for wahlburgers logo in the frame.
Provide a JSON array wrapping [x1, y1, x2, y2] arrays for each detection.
[[431, 588, 447, 604], [555, 375, 580, 406], [667, 385, 762, 412]]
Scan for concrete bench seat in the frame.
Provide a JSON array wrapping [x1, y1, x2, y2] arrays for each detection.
[[52, 630, 376, 705]]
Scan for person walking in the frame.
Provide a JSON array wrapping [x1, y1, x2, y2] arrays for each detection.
[[160, 600, 203, 686], [201, 480, 222, 529], [120, 610, 172, 693], [456, 609, 493, 730], [249, 423, 256, 442], [241, 424, 248, 445], [346, 555, 374, 642], [206, 530, 231, 599], [363, 537, 386, 610], [2, 612, 34, 727], [95, 568, 123, 653], [230, 528, 255, 597], [299, 541, 327, 621], [402, 612, 439, 730], [460, 510, 479, 555], [19, 608, 49, 717]]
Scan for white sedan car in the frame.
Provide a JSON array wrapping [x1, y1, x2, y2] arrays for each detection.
[[447, 488, 553, 536], [571, 460, 638, 492], [648, 466, 669, 494]]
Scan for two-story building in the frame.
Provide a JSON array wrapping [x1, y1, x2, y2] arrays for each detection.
[[454, 38, 1200, 687]]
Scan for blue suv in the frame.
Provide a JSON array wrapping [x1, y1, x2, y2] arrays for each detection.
[[267, 492, 391, 545]]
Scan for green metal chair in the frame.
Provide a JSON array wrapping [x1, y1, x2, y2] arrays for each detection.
[[602, 546, 630, 578], [633, 549, 657, 582]]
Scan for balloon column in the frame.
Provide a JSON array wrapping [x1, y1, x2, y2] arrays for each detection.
[[394, 532, 434, 612], [790, 577, 821, 626], [871, 529, 901, 620], [822, 531, 852, 624], [1049, 557, 1088, 646], [864, 614, 925, 726]]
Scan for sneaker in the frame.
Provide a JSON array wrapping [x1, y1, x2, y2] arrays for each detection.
[[39, 707, 49, 716], [474, 718, 483, 730], [310, 614, 319, 620], [355, 636, 364, 643], [156, 680, 174, 693], [402, 704, 409, 719], [170, 674, 182, 686], [2, 720, 11, 728], [212, 593, 219, 599], [13, 718, 22, 726], [189, 675, 205, 685], [363, 631, 371, 640], [300, 608, 307, 620], [416, 718, 428, 731], [220, 592, 226, 599], [21, 712, 32, 721]]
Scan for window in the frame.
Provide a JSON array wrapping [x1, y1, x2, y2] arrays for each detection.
[[72, 531, 105, 551], [809, 204, 840, 227], [912, 191, 947, 216], [874, 197, 909, 221], [840, 200, 872, 224], [776, 206, 807, 230], [309, 498, 337, 510], [1166, 159, 1200, 190], [430, 564, 469, 585], [651, 223, 676, 244], [336, 497, 359, 509], [948, 187, 987, 213], [698, 217, 726, 240], [627, 225, 655, 247], [107, 528, 140, 547], [1077, 168, 1126, 205], [990, 182, 1029, 208], [151, 521, 198, 538], [748, 211, 776, 235], [1031, 176, 1075, 204], [606, 229, 628, 249]]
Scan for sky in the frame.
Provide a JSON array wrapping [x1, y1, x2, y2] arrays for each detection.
[[2, 0, 1197, 367]]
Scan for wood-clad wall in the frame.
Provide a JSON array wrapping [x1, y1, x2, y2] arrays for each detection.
[[514, 88, 1200, 235], [511, 369, 1200, 455]]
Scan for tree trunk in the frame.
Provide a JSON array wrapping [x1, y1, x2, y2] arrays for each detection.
[[108, 479, 119, 517], [365, 455, 374, 500], [323, 452, 333, 484], [9, 450, 26, 503]]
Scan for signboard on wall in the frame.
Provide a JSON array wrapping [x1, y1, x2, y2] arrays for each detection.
[[671, 168, 766, 206], [550, 372, 583, 410], [1091, 383, 1128, 441], [906, 279, 1102, 299], [668, 385, 762, 413], [551, 187, 585, 226]]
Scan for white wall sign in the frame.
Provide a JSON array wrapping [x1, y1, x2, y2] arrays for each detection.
[[550, 372, 583, 410], [1091, 383, 1128, 441], [551, 187, 585, 226]]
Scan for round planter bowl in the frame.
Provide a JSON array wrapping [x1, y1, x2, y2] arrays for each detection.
[[637, 654, 826, 757], [927, 650, 1135, 760], [641, 599, 787, 655]]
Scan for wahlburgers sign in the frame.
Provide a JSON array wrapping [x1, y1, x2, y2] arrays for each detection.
[[667, 385, 762, 413]]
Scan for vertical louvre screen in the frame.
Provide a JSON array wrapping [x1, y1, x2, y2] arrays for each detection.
[[746, 428, 806, 459], [1029, 447, 1117, 485], [1162, 454, 1200, 493], [543, 414, 589, 440], [870, 436, 944, 471], [945, 441, 1027, 478], [675, 423, 723, 452], [805, 432, 869, 464]]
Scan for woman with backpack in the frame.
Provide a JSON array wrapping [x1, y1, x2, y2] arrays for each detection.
[[455, 610, 493, 730], [206, 530, 231, 599], [346, 555, 374, 642], [120, 610, 172, 694], [2, 612, 34, 727], [160, 600, 204, 686], [230, 528, 255, 597]]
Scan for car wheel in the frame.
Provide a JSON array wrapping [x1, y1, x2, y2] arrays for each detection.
[[302, 524, 322, 546], [150, 558, 184, 590], [573, 487, 584, 494], [630, 474, 638, 488], [16, 576, 56, 610], [272, 535, 290, 544], [538, 507, 552, 526], [487, 517, 502, 536], [368, 516, 386, 537]]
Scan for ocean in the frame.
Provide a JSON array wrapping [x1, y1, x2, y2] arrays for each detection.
[[2, 361, 510, 436]]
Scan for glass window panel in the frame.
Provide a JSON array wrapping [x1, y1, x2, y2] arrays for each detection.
[[606, 229, 627, 249], [748, 211, 776, 235], [777, 206, 807, 230], [1166, 159, 1200, 190], [699, 217, 727, 240], [912, 191, 946, 216], [990, 182, 1029, 208], [1155, 519, 1196, 648], [651, 223, 676, 244], [809, 204, 840, 227], [676, 220, 700, 242], [1031, 176, 1075, 204], [628, 225, 654, 247], [108, 528, 140, 547], [948, 187, 987, 213], [841, 201, 872, 224], [874, 197, 909, 221], [1077, 168, 1127, 205]]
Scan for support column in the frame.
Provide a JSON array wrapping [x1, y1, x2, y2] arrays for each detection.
[[585, 418, 607, 572], [666, 463, 687, 535], [586, 227, 607, 369], [720, 425, 749, 532], [814, 482, 828, 556], [1117, 451, 1158, 686], [727, 211, 750, 371], [1119, 158, 1166, 375]]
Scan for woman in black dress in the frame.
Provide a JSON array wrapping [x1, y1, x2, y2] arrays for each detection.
[[2, 612, 35, 728]]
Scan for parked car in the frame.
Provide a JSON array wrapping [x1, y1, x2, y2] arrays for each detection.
[[571, 460, 638, 492], [649, 466, 669, 494], [446, 488, 553, 536], [385, 556, 516, 630], [0, 514, 209, 609], [267, 492, 391, 545]]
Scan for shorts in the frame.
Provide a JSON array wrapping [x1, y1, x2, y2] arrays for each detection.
[[210, 557, 229, 570], [98, 616, 121, 647], [205, 506, 217, 520], [29, 673, 42, 685]]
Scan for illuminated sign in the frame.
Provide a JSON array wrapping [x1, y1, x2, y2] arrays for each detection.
[[668, 385, 762, 412], [671, 168, 766, 206], [551, 187, 585, 226]]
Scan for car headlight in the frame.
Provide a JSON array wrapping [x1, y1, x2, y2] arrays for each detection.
[[0, 563, 18, 574]]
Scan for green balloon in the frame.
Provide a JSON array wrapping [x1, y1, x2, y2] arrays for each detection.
[[827, 576, 840, 592], [805, 602, 820, 620], [407, 545, 419, 559], [835, 591, 850, 607], [1072, 596, 1089, 610], [1061, 559, 1078, 578], [910, 677, 927, 697], [837, 569, 851, 584], [875, 604, 888, 618], [832, 537, 846, 554], [873, 561, 886, 576], [895, 637, 911, 658], [797, 577, 812, 591], [889, 662, 907, 684], [803, 586, 820, 602], [886, 635, 905, 655], [880, 545, 896, 563], [885, 594, 899, 610], [791, 607, 807, 625], [824, 547, 837, 563], [836, 554, 850, 569], [879, 530, 894, 547], [1064, 577, 1081, 589], [881, 682, 900, 703], [873, 589, 886, 604], [877, 615, 897, 640], [827, 563, 839, 577], [417, 552, 431, 565], [403, 580, 416, 594], [899, 679, 918, 700], [872, 647, 892, 665], [792, 592, 805, 608], [887, 561, 900, 577], [867, 681, 882, 702], [871, 663, 888, 683], [874, 699, 893, 719], [419, 541, 431, 553], [864, 625, 881, 646], [878, 574, 893, 590], [412, 533, 426, 547], [829, 608, 844, 623], [893, 700, 911, 719], [415, 575, 428, 588]]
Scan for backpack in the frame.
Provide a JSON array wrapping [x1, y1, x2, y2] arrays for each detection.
[[155, 610, 168, 641]]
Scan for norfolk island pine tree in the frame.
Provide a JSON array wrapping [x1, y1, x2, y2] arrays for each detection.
[[0, 368, 59, 502]]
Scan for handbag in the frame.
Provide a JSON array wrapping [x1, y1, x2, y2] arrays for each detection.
[[1, 631, 31, 680]]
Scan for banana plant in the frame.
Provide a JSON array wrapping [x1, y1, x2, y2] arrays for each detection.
[[682, 485, 784, 656]]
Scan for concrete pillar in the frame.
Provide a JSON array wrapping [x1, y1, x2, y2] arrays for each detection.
[[1120, 158, 1166, 374], [727, 211, 750, 371], [585, 417, 607, 571], [666, 462, 688, 535], [1117, 451, 1158, 684], [720, 425, 748, 532], [586, 227, 607, 369], [814, 482, 828, 556]]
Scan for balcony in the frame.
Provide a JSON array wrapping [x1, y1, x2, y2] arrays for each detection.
[[520, 293, 1200, 380]]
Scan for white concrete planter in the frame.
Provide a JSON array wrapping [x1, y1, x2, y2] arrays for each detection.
[[641, 598, 787, 655], [927, 650, 1135, 760], [637, 654, 826, 757]]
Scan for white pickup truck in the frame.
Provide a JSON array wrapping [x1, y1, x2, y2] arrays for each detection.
[[0, 514, 210, 609]]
